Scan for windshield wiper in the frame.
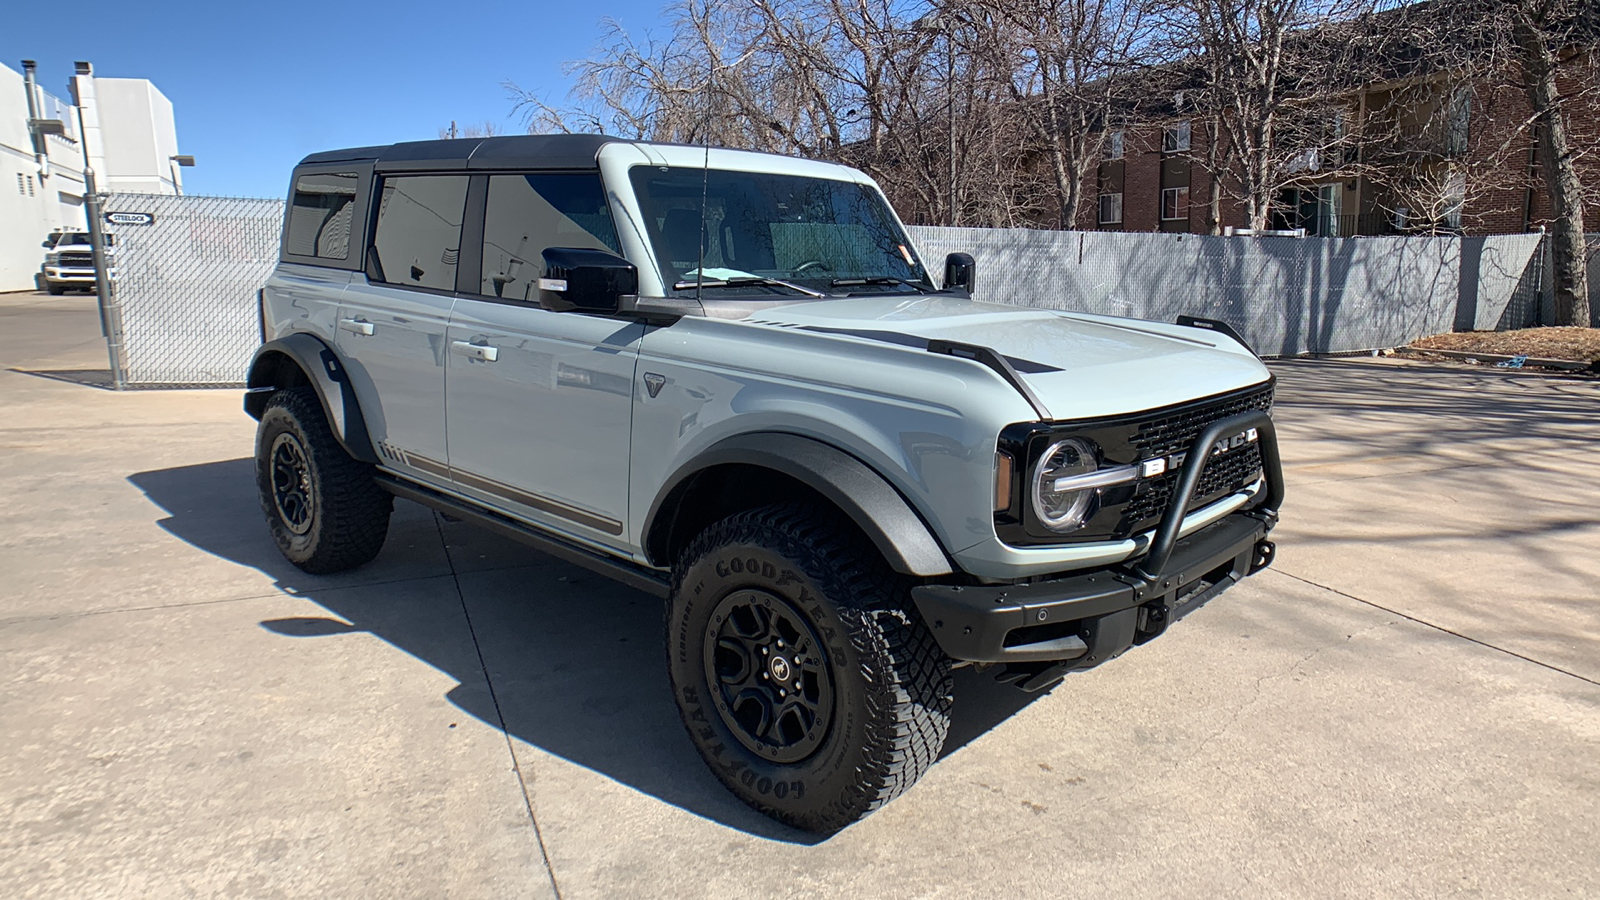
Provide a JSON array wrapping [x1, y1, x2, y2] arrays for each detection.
[[829, 276, 932, 293], [672, 276, 825, 298]]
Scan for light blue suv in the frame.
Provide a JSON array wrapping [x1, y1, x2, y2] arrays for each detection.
[[247, 135, 1282, 833]]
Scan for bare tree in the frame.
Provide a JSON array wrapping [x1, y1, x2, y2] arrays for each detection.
[[973, 0, 1155, 228], [1155, 0, 1387, 231], [437, 120, 505, 140], [1507, 0, 1591, 326], [1349, 3, 1526, 237], [510, 0, 1040, 227]]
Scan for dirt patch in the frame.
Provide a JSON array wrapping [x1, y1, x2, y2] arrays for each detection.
[[1408, 327, 1600, 364]]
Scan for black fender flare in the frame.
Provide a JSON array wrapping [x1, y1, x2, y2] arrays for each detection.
[[243, 333, 379, 464], [645, 432, 954, 577]]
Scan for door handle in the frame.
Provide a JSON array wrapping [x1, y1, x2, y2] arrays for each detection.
[[450, 340, 499, 362], [339, 318, 375, 336]]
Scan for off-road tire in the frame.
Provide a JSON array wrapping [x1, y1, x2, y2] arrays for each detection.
[[667, 501, 953, 833], [254, 386, 392, 573]]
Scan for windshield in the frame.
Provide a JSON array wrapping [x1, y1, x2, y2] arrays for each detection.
[[56, 233, 113, 247], [628, 166, 932, 297]]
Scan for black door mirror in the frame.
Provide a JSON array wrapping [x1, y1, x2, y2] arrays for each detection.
[[943, 252, 976, 296], [539, 247, 638, 313]]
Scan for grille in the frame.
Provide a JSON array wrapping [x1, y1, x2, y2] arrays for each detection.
[[1130, 383, 1275, 460], [57, 252, 93, 266], [1120, 383, 1274, 532]]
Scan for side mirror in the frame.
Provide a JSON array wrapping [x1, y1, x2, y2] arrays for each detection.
[[539, 247, 638, 314], [943, 252, 976, 296]]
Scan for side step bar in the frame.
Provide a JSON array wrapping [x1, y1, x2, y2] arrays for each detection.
[[374, 474, 671, 599]]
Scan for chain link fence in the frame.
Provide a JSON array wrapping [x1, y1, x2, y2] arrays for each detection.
[[102, 193, 285, 386], [907, 226, 1549, 357], [96, 193, 1570, 385]]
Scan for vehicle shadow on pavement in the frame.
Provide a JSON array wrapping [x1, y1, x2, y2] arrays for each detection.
[[129, 458, 1048, 843]]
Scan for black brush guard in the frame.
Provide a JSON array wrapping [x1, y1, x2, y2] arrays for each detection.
[[912, 410, 1283, 688]]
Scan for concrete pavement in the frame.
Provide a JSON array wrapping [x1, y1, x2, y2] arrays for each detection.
[[2, 290, 1596, 898]]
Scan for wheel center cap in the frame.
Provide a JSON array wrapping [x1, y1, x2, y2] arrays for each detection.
[[768, 654, 792, 683]]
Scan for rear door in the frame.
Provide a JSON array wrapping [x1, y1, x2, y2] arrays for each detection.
[[444, 171, 642, 549], [336, 173, 469, 482]]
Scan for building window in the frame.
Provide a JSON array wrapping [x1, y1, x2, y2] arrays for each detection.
[[1161, 186, 1189, 220], [1446, 87, 1471, 156], [1098, 193, 1123, 224], [1444, 173, 1466, 231], [26, 175, 35, 197], [1106, 129, 1124, 160], [15, 174, 23, 196], [1162, 121, 1191, 153]]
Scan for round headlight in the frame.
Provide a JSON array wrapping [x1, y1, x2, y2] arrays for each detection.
[[1031, 438, 1098, 531]]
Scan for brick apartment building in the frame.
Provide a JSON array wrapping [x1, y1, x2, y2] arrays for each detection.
[[1078, 48, 1599, 238]]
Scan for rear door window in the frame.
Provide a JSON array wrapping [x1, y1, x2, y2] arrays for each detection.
[[479, 173, 619, 301], [285, 172, 359, 260], [371, 175, 469, 292]]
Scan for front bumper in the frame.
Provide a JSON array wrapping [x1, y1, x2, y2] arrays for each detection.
[[914, 511, 1272, 662], [912, 410, 1283, 685], [44, 267, 115, 284]]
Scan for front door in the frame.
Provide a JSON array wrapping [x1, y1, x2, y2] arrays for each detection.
[[444, 171, 641, 549], [336, 173, 470, 483]]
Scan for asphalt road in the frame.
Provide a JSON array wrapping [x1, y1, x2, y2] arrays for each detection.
[[2, 290, 1596, 898]]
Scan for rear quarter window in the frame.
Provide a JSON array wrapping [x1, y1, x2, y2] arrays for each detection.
[[285, 172, 359, 260]]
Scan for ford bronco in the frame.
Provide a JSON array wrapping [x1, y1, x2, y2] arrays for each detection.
[[246, 135, 1281, 833]]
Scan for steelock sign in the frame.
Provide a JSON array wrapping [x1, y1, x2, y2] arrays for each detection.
[[105, 211, 156, 226]]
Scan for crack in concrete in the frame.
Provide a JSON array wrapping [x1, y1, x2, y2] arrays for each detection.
[[1190, 619, 1394, 759], [432, 512, 564, 900], [1270, 568, 1600, 688]]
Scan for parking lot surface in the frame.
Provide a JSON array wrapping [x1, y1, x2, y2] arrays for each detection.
[[2, 290, 1597, 898]]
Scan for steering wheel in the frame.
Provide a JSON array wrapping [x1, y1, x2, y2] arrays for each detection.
[[793, 259, 832, 275]]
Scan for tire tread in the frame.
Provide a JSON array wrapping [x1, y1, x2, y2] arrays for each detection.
[[671, 500, 952, 832], [257, 387, 392, 573]]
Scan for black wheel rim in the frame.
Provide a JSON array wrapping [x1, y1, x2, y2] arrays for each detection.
[[703, 589, 835, 764], [269, 432, 314, 536]]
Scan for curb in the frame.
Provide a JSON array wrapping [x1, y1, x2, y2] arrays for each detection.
[[1405, 348, 1597, 372]]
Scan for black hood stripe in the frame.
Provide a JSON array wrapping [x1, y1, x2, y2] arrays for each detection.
[[793, 325, 1062, 374]]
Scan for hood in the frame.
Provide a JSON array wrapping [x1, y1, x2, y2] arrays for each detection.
[[746, 296, 1270, 421]]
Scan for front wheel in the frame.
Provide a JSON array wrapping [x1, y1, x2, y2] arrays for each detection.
[[667, 502, 952, 833]]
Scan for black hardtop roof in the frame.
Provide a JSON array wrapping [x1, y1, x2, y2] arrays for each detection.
[[295, 134, 852, 174], [298, 134, 619, 171]]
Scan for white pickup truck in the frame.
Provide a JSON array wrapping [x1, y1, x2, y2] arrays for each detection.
[[40, 230, 116, 295]]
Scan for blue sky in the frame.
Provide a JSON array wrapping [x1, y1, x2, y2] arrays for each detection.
[[3, 0, 667, 198]]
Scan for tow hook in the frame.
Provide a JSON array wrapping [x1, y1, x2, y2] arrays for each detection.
[[1249, 540, 1276, 575], [1134, 600, 1170, 645]]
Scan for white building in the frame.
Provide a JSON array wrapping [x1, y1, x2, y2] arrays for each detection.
[[1, 60, 186, 292]]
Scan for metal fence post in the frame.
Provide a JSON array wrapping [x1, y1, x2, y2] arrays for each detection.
[[83, 172, 128, 389]]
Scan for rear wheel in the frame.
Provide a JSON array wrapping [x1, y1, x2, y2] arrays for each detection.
[[254, 387, 392, 573], [667, 501, 952, 833]]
